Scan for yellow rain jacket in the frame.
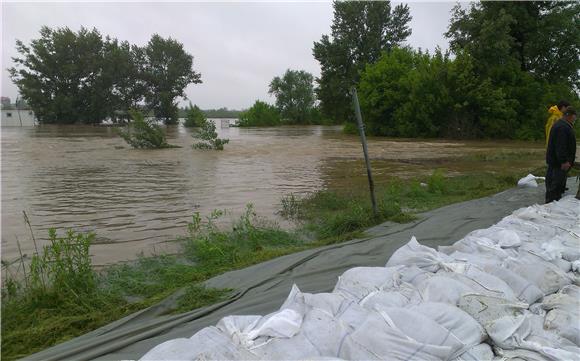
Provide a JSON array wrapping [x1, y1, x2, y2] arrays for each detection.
[[546, 105, 563, 145]]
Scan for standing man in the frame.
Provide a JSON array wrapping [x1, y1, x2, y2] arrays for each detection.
[[546, 100, 570, 146], [545, 107, 577, 203]]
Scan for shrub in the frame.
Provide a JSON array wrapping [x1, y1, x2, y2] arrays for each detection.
[[192, 118, 229, 150], [238, 100, 281, 127], [117, 110, 176, 149]]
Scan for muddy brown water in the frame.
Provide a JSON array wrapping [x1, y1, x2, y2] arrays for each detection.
[[1, 122, 546, 266]]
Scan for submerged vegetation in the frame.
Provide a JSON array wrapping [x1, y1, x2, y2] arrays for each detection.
[[117, 110, 178, 149], [2, 170, 533, 360]]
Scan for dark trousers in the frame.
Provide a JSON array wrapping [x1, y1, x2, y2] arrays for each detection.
[[545, 164, 568, 203]]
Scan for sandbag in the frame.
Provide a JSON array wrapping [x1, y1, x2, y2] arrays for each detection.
[[338, 315, 454, 360], [251, 308, 349, 359], [333, 267, 402, 300], [140, 327, 258, 360], [408, 302, 487, 347], [386, 236, 453, 272], [416, 275, 476, 305], [453, 343, 494, 361]]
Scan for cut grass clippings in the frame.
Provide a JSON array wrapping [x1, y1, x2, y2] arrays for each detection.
[[1, 170, 545, 360]]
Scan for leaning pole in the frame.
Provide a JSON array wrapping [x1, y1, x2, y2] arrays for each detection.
[[351, 87, 378, 217]]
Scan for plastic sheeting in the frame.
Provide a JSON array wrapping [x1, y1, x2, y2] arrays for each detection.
[[140, 195, 580, 360], [22, 179, 579, 361]]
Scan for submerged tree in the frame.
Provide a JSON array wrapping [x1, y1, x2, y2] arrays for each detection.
[[117, 110, 176, 149], [269, 70, 316, 124], [313, 1, 412, 123], [9, 28, 202, 125], [184, 102, 206, 127], [238, 100, 281, 127], [192, 118, 229, 151], [142, 35, 202, 125]]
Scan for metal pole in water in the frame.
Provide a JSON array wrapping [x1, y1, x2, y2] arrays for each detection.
[[351, 87, 378, 217]]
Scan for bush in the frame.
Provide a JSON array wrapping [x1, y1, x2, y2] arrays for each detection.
[[117, 110, 176, 149], [238, 100, 281, 127], [184, 103, 206, 128], [192, 118, 229, 150]]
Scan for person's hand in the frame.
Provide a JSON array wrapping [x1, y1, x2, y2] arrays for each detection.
[[561, 162, 571, 171]]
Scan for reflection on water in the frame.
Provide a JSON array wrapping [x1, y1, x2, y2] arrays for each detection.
[[1, 122, 545, 265]]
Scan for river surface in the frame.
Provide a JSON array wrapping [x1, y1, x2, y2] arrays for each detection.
[[1, 122, 546, 266]]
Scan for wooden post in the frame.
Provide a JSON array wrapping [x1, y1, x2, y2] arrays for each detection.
[[351, 87, 378, 217]]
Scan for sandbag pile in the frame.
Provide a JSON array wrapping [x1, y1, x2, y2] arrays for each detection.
[[141, 196, 580, 361]]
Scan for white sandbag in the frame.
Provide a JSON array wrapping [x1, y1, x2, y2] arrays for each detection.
[[544, 309, 580, 346], [408, 302, 487, 347], [560, 284, 580, 298], [386, 236, 453, 272], [448, 250, 503, 267], [360, 284, 422, 310], [517, 174, 541, 188], [541, 292, 580, 315], [504, 252, 573, 295], [397, 265, 432, 284], [485, 312, 580, 360], [493, 347, 552, 361], [140, 327, 258, 360], [437, 268, 517, 301], [453, 343, 494, 361], [251, 308, 349, 359], [333, 266, 402, 300], [458, 293, 528, 327], [242, 308, 302, 342], [338, 315, 454, 360], [417, 275, 476, 305], [473, 263, 544, 304], [280, 285, 347, 317], [217, 315, 261, 346], [377, 307, 464, 357]]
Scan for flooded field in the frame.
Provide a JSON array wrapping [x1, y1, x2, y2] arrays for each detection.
[[1, 122, 546, 265]]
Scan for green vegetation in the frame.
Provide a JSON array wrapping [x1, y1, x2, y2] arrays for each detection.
[[184, 102, 206, 127], [281, 170, 521, 242], [117, 110, 177, 149], [313, 1, 579, 139], [1, 170, 539, 360], [238, 100, 281, 127], [269, 69, 318, 124], [9, 28, 200, 125], [192, 118, 229, 150], [356, 2, 579, 139], [313, 1, 412, 124]]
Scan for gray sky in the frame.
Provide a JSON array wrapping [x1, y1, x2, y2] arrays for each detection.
[[1, 1, 455, 110]]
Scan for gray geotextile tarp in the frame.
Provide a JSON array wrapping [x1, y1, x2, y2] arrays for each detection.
[[23, 179, 580, 361]]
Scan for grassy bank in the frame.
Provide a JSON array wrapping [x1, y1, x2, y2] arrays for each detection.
[[1, 169, 548, 360]]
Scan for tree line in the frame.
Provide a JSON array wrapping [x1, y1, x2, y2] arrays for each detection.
[[9, 2, 580, 139], [313, 1, 579, 139], [9, 27, 200, 125]]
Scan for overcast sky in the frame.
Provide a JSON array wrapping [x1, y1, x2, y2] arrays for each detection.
[[1, 1, 455, 110]]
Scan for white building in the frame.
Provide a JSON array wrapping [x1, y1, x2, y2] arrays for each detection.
[[1, 109, 36, 126]]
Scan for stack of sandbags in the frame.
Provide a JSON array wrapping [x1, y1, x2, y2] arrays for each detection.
[[141, 196, 580, 361]]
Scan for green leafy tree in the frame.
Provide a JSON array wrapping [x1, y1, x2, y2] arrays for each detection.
[[238, 100, 281, 127], [268, 69, 316, 124], [446, 1, 580, 87], [313, 1, 412, 123], [117, 110, 176, 149], [9, 27, 111, 124], [184, 102, 206, 127], [142, 34, 202, 125], [444, 1, 580, 139], [192, 119, 229, 150]]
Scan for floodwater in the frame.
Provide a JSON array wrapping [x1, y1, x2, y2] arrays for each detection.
[[1, 122, 546, 266]]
